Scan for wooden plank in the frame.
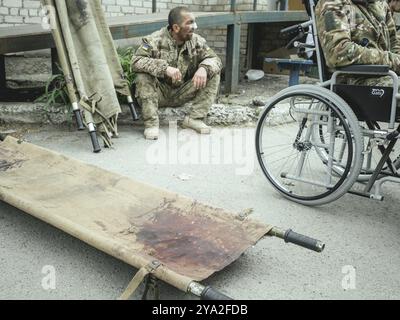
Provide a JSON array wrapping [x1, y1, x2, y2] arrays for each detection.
[[0, 34, 55, 55], [0, 23, 49, 38], [0, 88, 44, 102], [225, 22, 241, 94], [0, 11, 307, 54], [238, 10, 307, 24]]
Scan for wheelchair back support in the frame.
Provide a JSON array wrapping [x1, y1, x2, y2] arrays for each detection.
[[333, 84, 395, 121]]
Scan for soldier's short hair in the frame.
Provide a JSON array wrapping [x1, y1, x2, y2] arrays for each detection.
[[168, 7, 190, 28]]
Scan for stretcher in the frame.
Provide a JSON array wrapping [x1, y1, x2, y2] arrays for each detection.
[[0, 136, 324, 299]]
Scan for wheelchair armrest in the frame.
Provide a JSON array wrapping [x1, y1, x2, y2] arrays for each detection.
[[336, 65, 390, 74]]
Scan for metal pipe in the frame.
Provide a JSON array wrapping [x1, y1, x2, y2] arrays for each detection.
[[231, 0, 236, 12], [253, 0, 257, 11]]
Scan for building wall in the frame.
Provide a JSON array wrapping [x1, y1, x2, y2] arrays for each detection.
[[0, 0, 289, 76]]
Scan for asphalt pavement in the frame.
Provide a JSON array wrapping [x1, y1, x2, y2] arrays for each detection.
[[1, 124, 399, 300]]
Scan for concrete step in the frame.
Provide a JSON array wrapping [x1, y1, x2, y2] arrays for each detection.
[[0, 102, 264, 127]]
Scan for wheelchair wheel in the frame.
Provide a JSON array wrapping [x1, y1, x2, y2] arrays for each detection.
[[256, 85, 363, 205]]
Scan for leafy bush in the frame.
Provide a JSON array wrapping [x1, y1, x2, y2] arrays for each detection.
[[35, 69, 71, 111], [117, 46, 136, 88]]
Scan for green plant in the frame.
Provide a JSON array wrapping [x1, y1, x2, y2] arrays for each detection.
[[35, 68, 73, 125], [35, 71, 70, 111], [117, 46, 136, 88]]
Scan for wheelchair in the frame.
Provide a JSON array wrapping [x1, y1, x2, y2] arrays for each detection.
[[255, 0, 400, 205]]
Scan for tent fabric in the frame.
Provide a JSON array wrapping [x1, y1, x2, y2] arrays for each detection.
[[42, 0, 131, 146], [0, 137, 271, 288]]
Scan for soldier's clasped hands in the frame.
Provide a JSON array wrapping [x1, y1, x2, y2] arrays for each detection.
[[166, 66, 182, 83], [192, 67, 207, 90]]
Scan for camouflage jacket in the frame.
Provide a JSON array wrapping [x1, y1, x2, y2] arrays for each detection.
[[315, 0, 400, 73], [131, 27, 222, 86]]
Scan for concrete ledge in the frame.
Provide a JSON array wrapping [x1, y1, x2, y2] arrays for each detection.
[[0, 102, 265, 127], [0, 103, 81, 125]]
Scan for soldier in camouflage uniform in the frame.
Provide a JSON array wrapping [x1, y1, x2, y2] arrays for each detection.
[[315, 0, 400, 87], [131, 7, 222, 140]]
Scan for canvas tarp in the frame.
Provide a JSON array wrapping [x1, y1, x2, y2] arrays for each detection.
[[41, 0, 131, 146], [0, 137, 271, 291]]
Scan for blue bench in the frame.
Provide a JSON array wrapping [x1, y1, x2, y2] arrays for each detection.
[[265, 58, 315, 86]]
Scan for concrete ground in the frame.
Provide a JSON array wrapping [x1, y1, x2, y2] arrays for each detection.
[[1, 123, 400, 300]]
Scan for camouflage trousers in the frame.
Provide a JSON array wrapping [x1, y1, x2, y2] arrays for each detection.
[[346, 75, 396, 87], [135, 72, 220, 128]]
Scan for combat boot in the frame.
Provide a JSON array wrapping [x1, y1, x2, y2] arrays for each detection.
[[144, 127, 159, 140], [181, 116, 211, 134]]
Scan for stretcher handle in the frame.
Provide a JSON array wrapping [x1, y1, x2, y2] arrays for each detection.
[[201, 286, 233, 300], [89, 131, 101, 153], [127, 92, 139, 121], [268, 227, 325, 253], [284, 229, 325, 252], [128, 101, 139, 121], [73, 109, 85, 131]]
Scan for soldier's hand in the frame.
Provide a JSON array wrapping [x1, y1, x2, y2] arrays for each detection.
[[166, 67, 182, 82], [193, 67, 207, 90]]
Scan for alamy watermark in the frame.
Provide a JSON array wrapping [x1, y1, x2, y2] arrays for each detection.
[[41, 265, 56, 291], [341, 265, 356, 290], [145, 122, 255, 176]]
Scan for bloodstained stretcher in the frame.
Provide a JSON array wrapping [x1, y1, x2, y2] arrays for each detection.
[[0, 136, 324, 299]]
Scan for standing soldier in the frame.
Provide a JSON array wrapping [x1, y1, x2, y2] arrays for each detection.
[[315, 0, 400, 87], [131, 7, 222, 140]]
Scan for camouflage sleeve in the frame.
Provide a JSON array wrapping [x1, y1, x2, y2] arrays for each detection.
[[197, 37, 223, 77], [131, 37, 169, 78], [316, 0, 400, 72], [386, 5, 400, 54]]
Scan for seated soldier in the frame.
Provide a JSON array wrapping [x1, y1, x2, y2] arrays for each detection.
[[315, 0, 400, 87], [131, 7, 222, 140]]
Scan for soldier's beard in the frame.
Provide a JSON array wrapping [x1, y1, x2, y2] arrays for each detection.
[[178, 30, 194, 42]]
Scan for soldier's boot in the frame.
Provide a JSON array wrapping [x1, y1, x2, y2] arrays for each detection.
[[134, 73, 162, 140], [186, 74, 220, 133], [144, 127, 159, 140], [181, 116, 211, 134]]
